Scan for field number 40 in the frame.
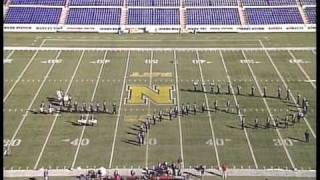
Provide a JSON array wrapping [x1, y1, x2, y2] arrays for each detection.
[[206, 138, 225, 146], [273, 138, 294, 146]]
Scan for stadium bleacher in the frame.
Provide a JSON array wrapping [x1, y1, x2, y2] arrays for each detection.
[[66, 8, 121, 25], [5, 7, 62, 24], [187, 8, 241, 25], [127, 0, 180, 6], [128, 8, 179, 25], [69, 0, 123, 6], [3, 0, 316, 26], [245, 7, 304, 24], [304, 7, 316, 24], [241, 0, 296, 6], [299, 0, 316, 5], [10, 0, 66, 6]]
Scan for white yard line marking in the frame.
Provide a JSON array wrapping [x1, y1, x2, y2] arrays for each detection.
[[311, 50, 316, 55], [34, 50, 85, 169], [287, 50, 316, 89], [241, 50, 296, 170], [108, 51, 131, 168], [3, 40, 46, 102], [71, 50, 108, 169], [145, 51, 153, 168], [173, 50, 185, 169], [218, 51, 258, 169], [4, 50, 15, 60], [7, 48, 57, 158], [46, 39, 259, 42], [3, 46, 316, 52], [258, 40, 316, 138], [196, 50, 220, 168]]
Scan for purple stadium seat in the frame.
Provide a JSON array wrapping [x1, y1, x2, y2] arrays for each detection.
[[66, 8, 121, 24], [128, 8, 179, 25], [304, 7, 316, 24], [11, 0, 66, 6], [245, 7, 304, 24], [69, 0, 123, 6], [241, 0, 296, 6], [128, 0, 179, 6], [5, 7, 61, 24], [187, 8, 241, 25]]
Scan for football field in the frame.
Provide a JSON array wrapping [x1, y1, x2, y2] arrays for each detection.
[[3, 32, 316, 178]]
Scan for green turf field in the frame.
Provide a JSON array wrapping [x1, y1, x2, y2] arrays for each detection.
[[3, 33, 316, 175]]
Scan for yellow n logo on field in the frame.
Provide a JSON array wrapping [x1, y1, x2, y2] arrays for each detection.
[[126, 85, 175, 105]]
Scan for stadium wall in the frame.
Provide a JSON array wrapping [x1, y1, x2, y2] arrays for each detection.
[[3, 24, 316, 33]]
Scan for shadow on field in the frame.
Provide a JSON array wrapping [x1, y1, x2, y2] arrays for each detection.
[[126, 131, 137, 136], [205, 170, 222, 177], [183, 171, 201, 178], [122, 139, 140, 146], [65, 120, 82, 126], [226, 125, 243, 130], [288, 137, 305, 142]]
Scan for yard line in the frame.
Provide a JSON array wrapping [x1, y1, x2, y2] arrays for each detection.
[[311, 50, 316, 55], [173, 50, 185, 169], [71, 50, 108, 169], [145, 51, 153, 168], [108, 51, 131, 168], [196, 50, 220, 168], [241, 50, 296, 170], [4, 40, 46, 102], [33, 50, 85, 169], [6, 49, 59, 158], [258, 40, 316, 138], [218, 51, 258, 169], [4, 50, 15, 59], [287, 50, 316, 89]]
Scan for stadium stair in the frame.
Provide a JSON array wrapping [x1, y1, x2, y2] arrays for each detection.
[[5, 0, 11, 6], [59, 6, 69, 25], [65, 0, 71, 6], [3, 6, 8, 19], [120, 0, 128, 26], [237, 0, 247, 25], [296, 1, 308, 24], [180, 7, 187, 32]]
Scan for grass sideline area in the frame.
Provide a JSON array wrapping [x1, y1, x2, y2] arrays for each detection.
[[3, 32, 316, 178]]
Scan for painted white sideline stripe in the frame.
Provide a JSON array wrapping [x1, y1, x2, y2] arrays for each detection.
[[196, 50, 220, 167], [7, 47, 56, 159], [4, 40, 46, 102], [287, 50, 316, 89], [173, 50, 185, 169], [219, 50, 258, 169], [34, 50, 85, 170], [242, 50, 296, 170], [3, 46, 316, 52], [108, 51, 131, 168], [259, 40, 316, 139], [71, 50, 108, 169]]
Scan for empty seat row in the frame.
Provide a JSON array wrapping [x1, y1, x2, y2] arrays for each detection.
[[67, 8, 121, 24], [187, 8, 241, 25], [304, 7, 316, 24], [69, 0, 123, 6], [245, 7, 304, 24], [5, 7, 61, 24], [10, 0, 66, 6], [127, 0, 180, 6], [128, 8, 179, 25], [241, 0, 296, 6]]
